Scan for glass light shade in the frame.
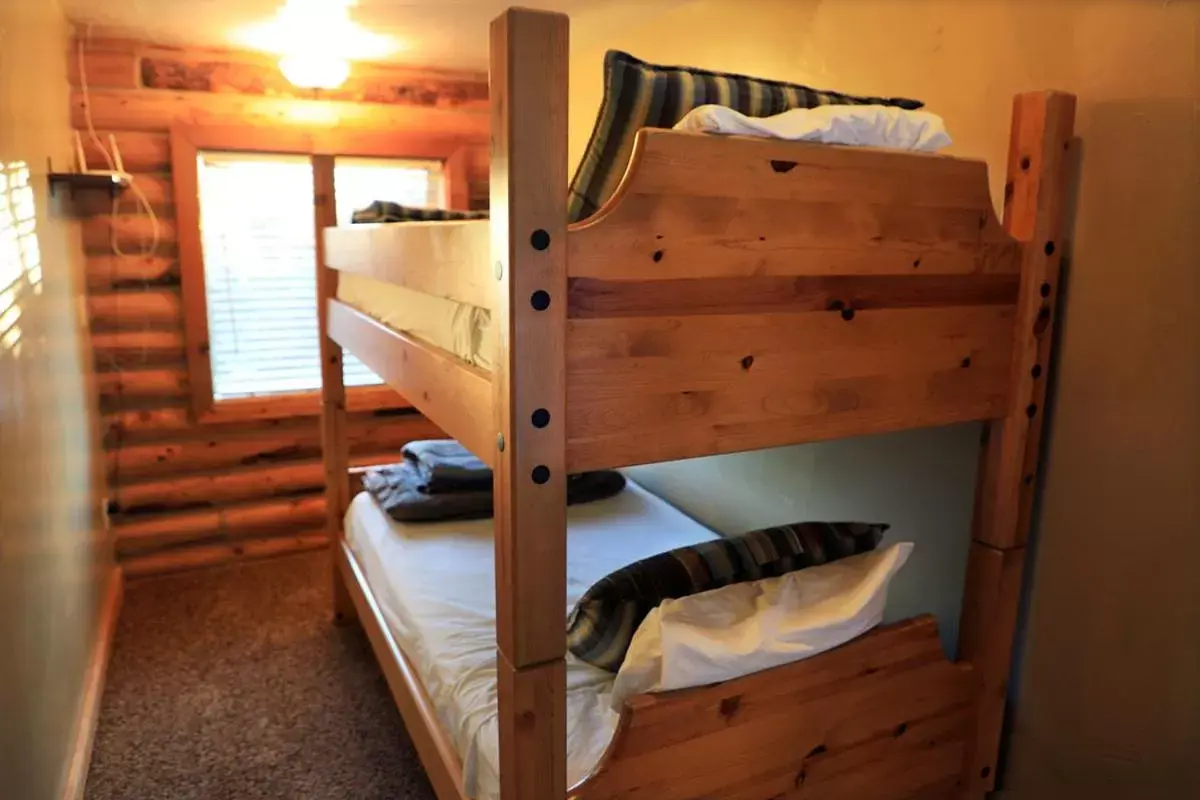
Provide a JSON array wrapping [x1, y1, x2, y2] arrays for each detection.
[[279, 54, 350, 90]]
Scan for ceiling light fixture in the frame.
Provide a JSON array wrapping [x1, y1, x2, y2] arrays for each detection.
[[239, 0, 396, 90]]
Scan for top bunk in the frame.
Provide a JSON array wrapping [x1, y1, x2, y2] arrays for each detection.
[[321, 11, 1061, 475]]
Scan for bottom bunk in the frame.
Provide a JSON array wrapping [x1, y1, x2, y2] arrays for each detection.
[[336, 479, 978, 800]]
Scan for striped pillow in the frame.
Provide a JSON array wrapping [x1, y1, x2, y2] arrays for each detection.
[[567, 521, 888, 672], [567, 50, 924, 223], [351, 201, 489, 224]]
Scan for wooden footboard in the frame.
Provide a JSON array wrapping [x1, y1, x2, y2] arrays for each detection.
[[572, 615, 975, 800]]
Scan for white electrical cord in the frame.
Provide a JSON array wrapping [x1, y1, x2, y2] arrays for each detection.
[[77, 27, 162, 259]]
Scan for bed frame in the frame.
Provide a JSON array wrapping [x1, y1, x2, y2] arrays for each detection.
[[318, 8, 1076, 800]]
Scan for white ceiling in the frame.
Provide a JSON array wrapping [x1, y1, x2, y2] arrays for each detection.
[[61, 0, 673, 71]]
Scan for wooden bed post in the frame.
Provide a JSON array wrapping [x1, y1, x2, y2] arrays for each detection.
[[314, 153, 356, 624], [489, 8, 570, 800], [958, 91, 1076, 796]]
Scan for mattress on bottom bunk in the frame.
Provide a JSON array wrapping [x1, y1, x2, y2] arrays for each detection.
[[337, 273, 495, 371], [344, 480, 719, 800]]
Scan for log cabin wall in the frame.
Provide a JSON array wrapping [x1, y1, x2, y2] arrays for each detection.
[[72, 34, 489, 577]]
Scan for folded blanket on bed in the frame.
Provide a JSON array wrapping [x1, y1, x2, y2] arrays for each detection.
[[402, 439, 491, 494], [351, 201, 490, 224], [363, 441, 627, 522]]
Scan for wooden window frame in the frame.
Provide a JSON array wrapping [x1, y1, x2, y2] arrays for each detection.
[[171, 125, 471, 424]]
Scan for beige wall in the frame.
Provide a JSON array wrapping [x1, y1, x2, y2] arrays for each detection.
[[569, 0, 1200, 795], [0, 0, 113, 797]]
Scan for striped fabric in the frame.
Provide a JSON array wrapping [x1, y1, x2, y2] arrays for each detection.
[[567, 50, 924, 222], [566, 521, 889, 672], [351, 201, 489, 224]]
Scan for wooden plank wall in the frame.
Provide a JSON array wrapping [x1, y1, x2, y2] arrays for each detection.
[[73, 34, 489, 577]]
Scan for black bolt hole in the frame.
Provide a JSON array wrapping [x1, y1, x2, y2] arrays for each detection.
[[740, 355, 754, 370], [1031, 364, 1043, 379], [652, 250, 663, 263], [531, 408, 551, 428], [1044, 241, 1056, 256], [758, 235, 766, 242], [1034, 306, 1051, 336], [841, 308, 856, 322], [960, 356, 972, 368], [530, 229, 550, 251], [531, 465, 550, 484], [1020, 156, 1031, 171], [530, 290, 551, 311], [770, 159, 797, 173], [1040, 281, 1052, 298], [980, 766, 992, 779], [912, 258, 922, 268], [1026, 403, 1038, 418]]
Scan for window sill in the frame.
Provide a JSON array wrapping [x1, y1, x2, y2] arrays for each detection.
[[196, 384, 409, 425]]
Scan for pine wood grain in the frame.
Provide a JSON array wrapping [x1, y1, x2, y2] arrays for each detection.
[[487, 10, 570, 800], [573, 616, 974, 800], [337, 543, 468, 800], [121, 532, 329, 578], [87, 289, 182, 328], [85, 255, 179, 290], [567, 129, 1019, 281], [69, 46, 139, 89], [92, 329, 186, 369], [80, 213, 177, 254], [140, 52, 488, 110], [114, 494, 326, 555], [106, 412, 439, 480], [567, 273, 1020, 319], [973, 92, 1077, 551], [327, 299, 493, 465], [96, 367, 188, 401], [324, 220, 494, 310], [79, 130, 171, 173], [71, 88, 490, 137], [957, 91, 1076, 798], [565, 305, 1015, 472]]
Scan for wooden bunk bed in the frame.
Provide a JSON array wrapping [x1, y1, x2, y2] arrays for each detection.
[[317, 8, 1076, 800]]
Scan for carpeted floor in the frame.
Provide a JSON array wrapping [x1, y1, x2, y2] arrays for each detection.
[[85, 550, 436, 800]]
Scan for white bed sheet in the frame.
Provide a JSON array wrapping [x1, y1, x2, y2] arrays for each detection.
[[337, 273, 495, 371], [344, 480, 719, 800]]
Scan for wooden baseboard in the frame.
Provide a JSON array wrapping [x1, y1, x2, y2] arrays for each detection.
[[60, 564, 124, 800]]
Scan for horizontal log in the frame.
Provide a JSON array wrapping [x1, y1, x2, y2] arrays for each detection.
[[96, 368, 188, 401], [71, 88, 491, 138], [81, 213, 177, 255], [107, 411, 441, 481], [88, 289, 182, 328], [121, 532, 329, 578], [114, 494, 326, 555], [112, 451, 400, 512], [102, 400, 420, 445], [85, 254, 179, 290], [69, 47, 139, 89], [79, 131, 171, 173], [141, 54, 488, 110], [92, 329, 186, 370]]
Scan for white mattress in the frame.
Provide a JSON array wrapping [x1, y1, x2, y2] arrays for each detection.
[[344, 480, 719, 800], [337, 274, 495, 371]]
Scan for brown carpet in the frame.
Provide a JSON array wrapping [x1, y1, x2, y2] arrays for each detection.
[[85, 550, 436, 800]]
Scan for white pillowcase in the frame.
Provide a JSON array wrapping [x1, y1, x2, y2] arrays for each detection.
[[673, 104, 952, 151], [610, 542, 914, 709]]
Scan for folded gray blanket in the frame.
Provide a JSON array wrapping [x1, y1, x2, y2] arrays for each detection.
[[363, 458, 627, 523], [402, 439, 490, 494]]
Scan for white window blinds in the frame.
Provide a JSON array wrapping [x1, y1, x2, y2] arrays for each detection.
[[197, 152, 442, 401]]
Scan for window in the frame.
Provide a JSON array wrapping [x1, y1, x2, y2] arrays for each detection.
[[0, 161, 42, 357], [195, 150, 444, 402]]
